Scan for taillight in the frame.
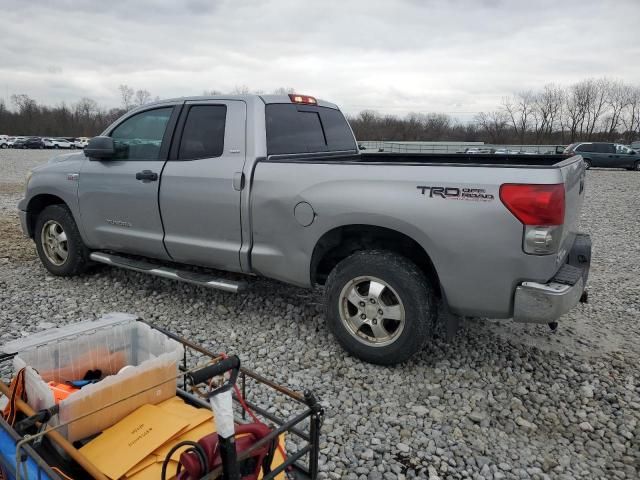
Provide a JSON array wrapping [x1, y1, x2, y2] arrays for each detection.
[[500, 184, 565, 255], [288, 94, 317, 105], [499, 184, 565, 226]]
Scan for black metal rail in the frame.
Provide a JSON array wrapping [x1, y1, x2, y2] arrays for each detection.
[[139, 318, 323, 479]]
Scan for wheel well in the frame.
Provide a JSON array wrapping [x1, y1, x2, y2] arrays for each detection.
[[311, 225, 441, 297], [25, 194, 66, 237]]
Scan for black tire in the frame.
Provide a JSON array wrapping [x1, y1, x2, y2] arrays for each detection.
[[635, 161, 640, 171], [34, 205, 90, 276], [583, 159, 592, 169], [325, 250, 437, 365], [54, 145, 59, 149]]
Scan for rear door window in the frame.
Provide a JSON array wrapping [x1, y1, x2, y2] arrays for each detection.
[[575, 144, 592, 152], [178, 105, 227, 160], [593, 143, 614, 154], [266, 104, 356, 155]]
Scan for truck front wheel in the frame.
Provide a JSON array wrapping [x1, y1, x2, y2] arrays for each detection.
[[34, 205, 90, 276], [325, 250, 437, 365]]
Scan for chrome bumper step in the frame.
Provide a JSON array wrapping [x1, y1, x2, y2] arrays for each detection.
[[89, 252, 246, 293]]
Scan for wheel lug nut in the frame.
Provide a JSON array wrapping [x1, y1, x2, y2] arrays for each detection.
[[378, 309, 383, 315], [372, 319, 377, 325], [370, 298, 376, 304], [360, 314, 366, 320], [359, 301, 365, 307]]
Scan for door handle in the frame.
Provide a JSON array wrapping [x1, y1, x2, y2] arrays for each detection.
[[135, 170, 158, 181]]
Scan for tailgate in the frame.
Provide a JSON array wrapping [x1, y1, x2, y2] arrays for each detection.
[[558, 155, 586, 262]]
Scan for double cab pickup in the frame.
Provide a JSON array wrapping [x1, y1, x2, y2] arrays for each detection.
[[19, 94, 591, 364]]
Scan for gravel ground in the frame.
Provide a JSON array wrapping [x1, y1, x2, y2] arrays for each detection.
[[0, 149, 638, 479]]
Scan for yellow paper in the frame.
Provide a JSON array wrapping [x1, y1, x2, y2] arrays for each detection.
[[128, 459, 179, 480], [80, 404, 188, 480], [153, 419, 217, 461], [124, 455, 157, 478], [157, 396, 213, 430]]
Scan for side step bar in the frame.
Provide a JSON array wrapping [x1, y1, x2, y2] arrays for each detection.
[[89, 252, 246, 293]]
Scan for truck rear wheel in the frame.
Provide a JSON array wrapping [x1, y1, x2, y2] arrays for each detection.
[[325, 250, 437, 365], [34, 205, 90, 276]]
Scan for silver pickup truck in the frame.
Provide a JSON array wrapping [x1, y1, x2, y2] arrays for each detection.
[[18, 94, 591, 365]]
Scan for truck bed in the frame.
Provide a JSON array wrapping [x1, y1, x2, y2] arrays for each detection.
[[267, 152, 576, 168]]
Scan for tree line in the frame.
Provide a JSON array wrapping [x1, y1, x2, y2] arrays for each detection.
[[349, 78, 640, 144], [1, 79, 638, 145]]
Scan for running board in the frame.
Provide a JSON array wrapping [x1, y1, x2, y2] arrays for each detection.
[[89, 252, 246, 293]]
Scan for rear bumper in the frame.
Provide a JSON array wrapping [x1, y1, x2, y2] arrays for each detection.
[[513, 233, 591, 323]]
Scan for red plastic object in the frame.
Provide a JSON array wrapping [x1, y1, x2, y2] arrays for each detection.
[[178, 423, 273, 480]]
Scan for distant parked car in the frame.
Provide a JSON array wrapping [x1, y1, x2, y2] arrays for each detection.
[[465, 147, 495, 154], [0, 136, 8, 149], [7, 137, 24, 148], [65, 137, 89, 149], [494, 148, 522, 155], [563, 142, 640, 170], [50, 138, 73, 149], [75, 137, 90, 148], [13, 137, 44, 149]]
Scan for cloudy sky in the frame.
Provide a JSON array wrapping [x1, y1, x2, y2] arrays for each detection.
[[1, 0, 638, 119]]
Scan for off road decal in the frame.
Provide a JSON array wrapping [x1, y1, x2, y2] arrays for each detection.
[[417, 186, 494, 201]]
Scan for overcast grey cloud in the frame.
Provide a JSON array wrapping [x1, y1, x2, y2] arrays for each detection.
[[0, 0, 638, 118]]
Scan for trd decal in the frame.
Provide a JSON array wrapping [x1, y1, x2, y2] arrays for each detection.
[[417, 186, 495, 201]]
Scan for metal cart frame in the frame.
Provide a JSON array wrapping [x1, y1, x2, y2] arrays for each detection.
[[0, 318, 324, 480]]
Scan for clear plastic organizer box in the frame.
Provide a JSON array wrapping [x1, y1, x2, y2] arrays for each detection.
[[3, 313, 183, 442]]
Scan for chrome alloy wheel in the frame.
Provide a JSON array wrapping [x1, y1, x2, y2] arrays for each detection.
[[339, 276, 405, 347], [40, 220, 68, 266]]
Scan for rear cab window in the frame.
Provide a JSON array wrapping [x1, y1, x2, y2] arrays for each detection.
[[266, 104, 356, 155]]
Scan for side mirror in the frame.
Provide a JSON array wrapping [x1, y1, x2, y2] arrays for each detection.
[[84, 136, 115, 160]]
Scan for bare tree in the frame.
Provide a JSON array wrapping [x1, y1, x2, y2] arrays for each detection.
[[11, 94, 37, 114], [584, 78, 610, 138], [603, 80, 631, 140], [474, 111, 510, 143], [564, 82, 590, 142], [621, 86, 640, 143], [118, 84, 134, 110], [231, 85, 250, 95], [502, 91, 534, 144], [134, 89, 151, 106], [534, 84, 564, 142], [272, 87, 295, 95]]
